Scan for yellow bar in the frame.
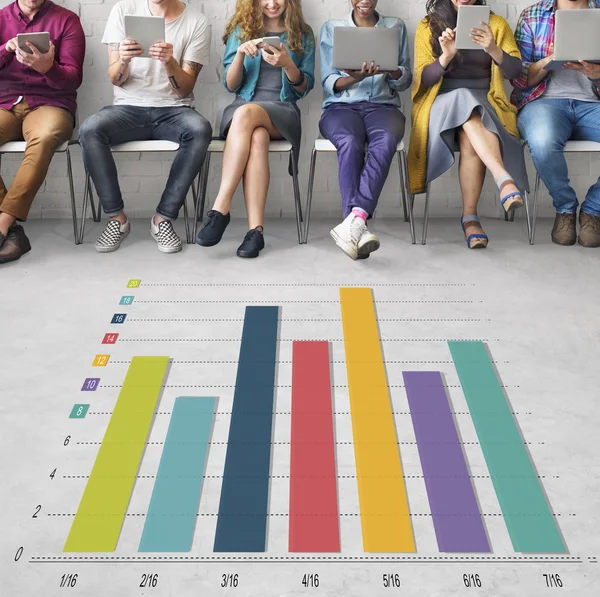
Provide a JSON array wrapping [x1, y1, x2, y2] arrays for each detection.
[[64, 356, 169, 552], [340, 288, 415, 552]]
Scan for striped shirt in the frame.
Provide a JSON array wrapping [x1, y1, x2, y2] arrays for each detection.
[[510, 0, 600, 110]]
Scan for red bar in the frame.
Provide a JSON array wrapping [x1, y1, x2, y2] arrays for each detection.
[[289, 341, 340, 552]]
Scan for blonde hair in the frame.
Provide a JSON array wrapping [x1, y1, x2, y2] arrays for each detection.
[[223, 0, 311, 55]]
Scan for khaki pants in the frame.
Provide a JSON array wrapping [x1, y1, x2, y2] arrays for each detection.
[[0, 99, 73, 221]]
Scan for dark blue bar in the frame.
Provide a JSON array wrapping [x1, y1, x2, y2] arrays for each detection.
[[213, 306, 279, 552]]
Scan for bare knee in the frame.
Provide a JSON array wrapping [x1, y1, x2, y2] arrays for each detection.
[[231, 104, 263, 131], [250, 127, 270, 153]]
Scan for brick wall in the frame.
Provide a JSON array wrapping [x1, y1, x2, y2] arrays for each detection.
[[2, 0, 598, 220]]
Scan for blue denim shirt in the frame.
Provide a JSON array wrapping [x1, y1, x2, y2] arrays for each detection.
[[222, 26, 315, 102], [320, 11, 412, 109]]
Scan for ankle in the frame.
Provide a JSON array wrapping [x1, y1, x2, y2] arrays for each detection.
[[110, 212, 127, 225], [352, 207, 368, 221]]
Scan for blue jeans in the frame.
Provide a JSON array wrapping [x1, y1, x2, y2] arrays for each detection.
[[79, 105, 212, 220], [518, 98, 600, 216]]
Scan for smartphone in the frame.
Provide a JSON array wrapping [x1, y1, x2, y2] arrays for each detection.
[[260, 36, 282, 54], [17, 32, 50, 54]]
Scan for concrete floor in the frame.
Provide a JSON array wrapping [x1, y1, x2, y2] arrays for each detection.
[[2, 217, 600, 596]]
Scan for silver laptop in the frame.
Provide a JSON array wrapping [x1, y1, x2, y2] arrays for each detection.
[[333, 27, 400, 73], [546, 9, 600, 70]]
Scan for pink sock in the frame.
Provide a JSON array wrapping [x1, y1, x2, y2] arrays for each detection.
[[352, 207, 368, 221]]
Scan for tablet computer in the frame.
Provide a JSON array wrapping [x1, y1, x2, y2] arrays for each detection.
[[455, 5, 491, 51], [17, 32, 50, 54], [545, 9, 600, 70], [333, 27, 400, 73], [123, 15, 165, 58]]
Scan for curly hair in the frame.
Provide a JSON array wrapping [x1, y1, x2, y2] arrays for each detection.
[[223, 0, 311, 55]]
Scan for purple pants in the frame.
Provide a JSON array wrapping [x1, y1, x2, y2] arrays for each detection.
[[319, 102, 405, 218]]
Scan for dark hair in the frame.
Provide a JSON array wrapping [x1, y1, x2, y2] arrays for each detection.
[[425, 0, 487, 59]]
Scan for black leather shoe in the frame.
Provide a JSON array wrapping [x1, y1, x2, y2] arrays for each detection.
[[196, 210, 230, 246], [0, 225, 31, 264], [236, 227, 265, 258]]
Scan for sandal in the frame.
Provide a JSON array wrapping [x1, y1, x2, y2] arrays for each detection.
[[497, 175, 524, 213], [461, 215, 488, 249]]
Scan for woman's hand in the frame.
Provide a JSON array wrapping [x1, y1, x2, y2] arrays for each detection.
[[237, 38, 264, 59], [438, 28, 457, 68], [470, 22, 497, 53], [261, 44, 293, 69], [343, 61, 380, 83]]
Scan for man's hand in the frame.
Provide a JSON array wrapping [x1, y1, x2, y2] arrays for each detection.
[[564, 60, 600, 81], [261, 44, 293, 69], [343, 61, 380, 83], [4, 37, 18, 53], [15, 42, 55, 74], [118, 39, 143, 64], [149, 42, 174, 65]]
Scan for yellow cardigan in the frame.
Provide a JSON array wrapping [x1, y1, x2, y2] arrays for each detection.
[[408, 15, 521, 194]]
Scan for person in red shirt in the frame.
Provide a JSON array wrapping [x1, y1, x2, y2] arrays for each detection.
[[0, 0, 85, 264]]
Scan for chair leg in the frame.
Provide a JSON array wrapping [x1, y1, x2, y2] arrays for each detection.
[[183, 191, 191, 245], [523, 190, 533, 245], [291, 152, 303, 245], [79, 171, 91, 244], [87, 175, 100, 223], [304, 147, 318, 244], [400, 150, 416, 245], [193, 153, 211, 241], [66, 148, 78, 244], [421, 184, 431, 245], [531, 173, 541, 245], [398, 152, 409, 223]]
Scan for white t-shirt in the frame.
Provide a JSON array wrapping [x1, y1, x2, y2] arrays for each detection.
[[102, 0, 211, 107]]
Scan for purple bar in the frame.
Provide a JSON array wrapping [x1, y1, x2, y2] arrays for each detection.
[[403, 371, 490, 553]]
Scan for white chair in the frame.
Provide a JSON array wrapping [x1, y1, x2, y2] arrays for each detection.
[[79, 140, 201, 245], [304, 138, 415, 244], [193, 139, 304, 244], [0, 140, 78, 243], [529, 140, 600, 244]]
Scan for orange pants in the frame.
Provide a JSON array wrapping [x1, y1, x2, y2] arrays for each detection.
[[0, 99, 73, 221]]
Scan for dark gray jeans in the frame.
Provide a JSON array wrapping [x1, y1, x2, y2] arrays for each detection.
[[79, 105, 212, 220]]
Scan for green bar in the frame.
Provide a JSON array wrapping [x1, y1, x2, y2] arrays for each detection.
[[64, 356, 169, 552], [448, 341, 565, 553]]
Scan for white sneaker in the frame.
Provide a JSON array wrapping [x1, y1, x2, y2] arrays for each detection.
[[95, 218, 130, 253], [357, 228, 380, 259], [151, 217, 182, 253], [330, 213, 366, 260]]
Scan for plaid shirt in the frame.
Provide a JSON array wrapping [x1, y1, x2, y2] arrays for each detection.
[[511, 0, 600, 110]]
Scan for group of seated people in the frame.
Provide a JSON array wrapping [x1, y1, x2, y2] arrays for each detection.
[[1, 0, 599, 265]]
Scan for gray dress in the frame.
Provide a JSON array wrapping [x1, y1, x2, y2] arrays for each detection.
[[424, 51, 529, 192], [220, 32, 301, 174]]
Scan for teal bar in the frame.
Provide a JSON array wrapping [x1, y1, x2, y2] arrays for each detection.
[[139, 397, 216, 552], [448, 341, 565, 553]]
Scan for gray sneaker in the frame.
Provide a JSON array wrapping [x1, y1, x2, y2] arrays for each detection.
[[95, 219, 130, 253]]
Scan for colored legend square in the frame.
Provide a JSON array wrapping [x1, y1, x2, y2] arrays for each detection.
[[111, 314, 127, 324], [70, 404, 90, 419], [120, 296, 134, 305], [92, 354, 110, 367], [81, 378, 100, 391], [102, 333, 119, 345], [127, 279, 141, 288]]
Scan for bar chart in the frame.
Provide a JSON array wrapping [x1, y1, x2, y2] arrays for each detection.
[[60, 284, 566, 557]]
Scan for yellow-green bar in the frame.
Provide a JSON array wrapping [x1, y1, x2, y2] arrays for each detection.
[[340, 288, 415, 552], [64, 356, 169, 552]]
